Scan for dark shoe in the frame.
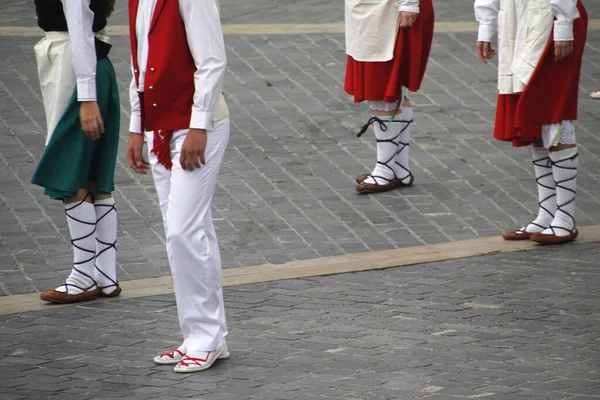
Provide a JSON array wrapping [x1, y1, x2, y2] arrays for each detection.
[[355, 174, 369, 184], [356, 175, 414, 194], [40, 286, 100, 304], [530, 228, 578, 245], [502, 228, 535, 241], [98, 284, 122, 298]]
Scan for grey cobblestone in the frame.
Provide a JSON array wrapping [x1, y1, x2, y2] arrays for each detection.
[[1, 243, 596, 399], [0, 1, 600, 396], [2, 27, 600, 292]]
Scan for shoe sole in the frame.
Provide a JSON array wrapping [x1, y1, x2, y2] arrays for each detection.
[[173, 348, 225, 373], [40, 289, 100, 304], [98, 286, 122, 298], [154, 357, 183, 365], [154, 351, 230, 365]]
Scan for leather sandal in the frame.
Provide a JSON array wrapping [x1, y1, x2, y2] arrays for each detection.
[[40, 285, 100, 304], [502, 228, 535, 241], [356, 174, 414, 194], [530, 227, 578, 245], [98, 284, 122, 298], [355, 174, 369, 184]]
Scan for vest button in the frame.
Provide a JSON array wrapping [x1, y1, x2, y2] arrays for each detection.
[[134, 69, 138, 73], [150, 67, 155, 72], [149, 85, 154, 90], [152, 103, 157, 107]]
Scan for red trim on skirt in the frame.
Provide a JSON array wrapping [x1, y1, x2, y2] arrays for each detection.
[[494, 1, 587, 147], [344, 0, 434, 103]]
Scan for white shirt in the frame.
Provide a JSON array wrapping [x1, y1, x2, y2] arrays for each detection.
[[61, 0, 97, 102], [129, 0, 227, 133], [397, 0, 419, 13], [474, 0, 580, 42], [135, 0, 157, 92]]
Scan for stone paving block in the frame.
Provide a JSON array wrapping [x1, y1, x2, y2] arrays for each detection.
[[3, 18, 600, 293], [6, 244, 598, 398]]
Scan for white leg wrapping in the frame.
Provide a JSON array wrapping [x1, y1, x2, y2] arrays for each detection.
[[94, 197, 118, 294], [525, 146, 556, 233], [56, 200, 97, 294], [542, 147, 578, 236], [363, 115, 403, 185], [393, 107, 413, 184]]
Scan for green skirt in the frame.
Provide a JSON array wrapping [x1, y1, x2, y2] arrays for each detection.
[[31, 57, 120, 200]]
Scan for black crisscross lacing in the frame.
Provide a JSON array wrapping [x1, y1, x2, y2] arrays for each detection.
[[547, 152, 578, 236], [62, 197, 97, 293], [526, 155, 556, 232], [94, 202, 118, 291], [357, 117, 414, 185], [393, 119, 414, 183]]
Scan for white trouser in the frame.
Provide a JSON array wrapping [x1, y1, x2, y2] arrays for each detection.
[[145, 117, 230, 352]]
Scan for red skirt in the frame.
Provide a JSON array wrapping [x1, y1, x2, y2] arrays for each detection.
[[344, 0, 434, 103], [494, 1, 587, 147]]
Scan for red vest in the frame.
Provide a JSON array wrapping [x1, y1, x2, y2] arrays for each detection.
[[129, 0, 195, 132]]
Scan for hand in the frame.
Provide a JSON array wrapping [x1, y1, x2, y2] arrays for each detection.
[[476, 41, 496, 63], [80, 101, 104, 140], [127, 133, 150, 174], [180, 128, 207, 171], [555, 41, 574, 61], [399, 11, 418, 28]]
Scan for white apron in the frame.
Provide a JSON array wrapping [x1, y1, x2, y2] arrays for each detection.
[[34, 32, 76, 145], [214, 92, 229, 122], [345, 0, 400, 62], [34, 31, 112, 145], [497, 0, 554, 94]]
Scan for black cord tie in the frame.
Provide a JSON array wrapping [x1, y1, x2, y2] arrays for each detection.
[[357, 117, 389, 137]]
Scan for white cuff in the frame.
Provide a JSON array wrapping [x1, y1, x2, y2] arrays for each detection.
[[477, 24, 495, 43], [553, 22, 574, 42], [399, 5, 419, 13], [190, 110, 215, 130], [129, 112, 142, 134], [77, 79, 97, 102]]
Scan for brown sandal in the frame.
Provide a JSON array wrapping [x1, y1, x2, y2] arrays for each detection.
[[40, 286, 100, 304], [530, 227, 578, 245], [502, 228, 535, 241], [98, 284, 122, 298], [356, 174, 414, 194], [355, 174, 369, 184]]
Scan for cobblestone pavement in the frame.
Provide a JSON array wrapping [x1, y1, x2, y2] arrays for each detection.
[[0, 243, 598, 400], [1, 0, 600, 294]]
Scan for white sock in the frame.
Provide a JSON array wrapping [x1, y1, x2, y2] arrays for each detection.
[[393, 107, 413, 184], [525, 146, 556, 233], [363, 114, 410, 185], [542, 147, 578, 236], [94, 197, 118, 294], [56, 200, 97, 294]]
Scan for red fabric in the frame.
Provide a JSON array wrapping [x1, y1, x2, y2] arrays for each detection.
[[159, 349, 185, 359], [129, 0, 196, 133], [152, 130, 174, 171], [344, 0, 434, 103], [138, 92, 173, 170], [493, 1, 588, 147]]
